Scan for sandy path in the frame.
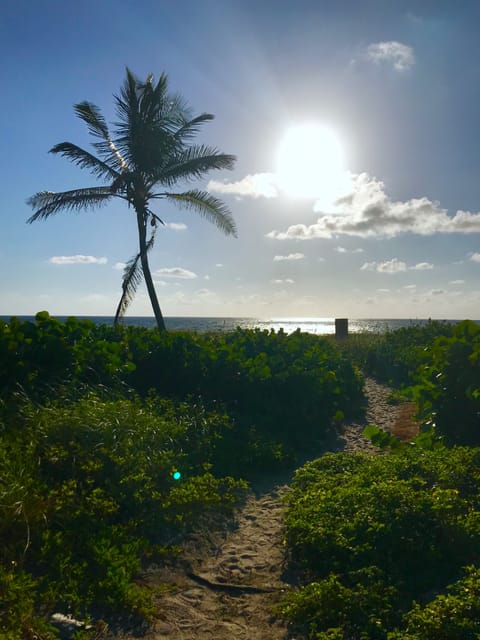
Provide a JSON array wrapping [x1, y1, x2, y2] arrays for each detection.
[[338, 377, 418, 454], [142, 481, 291, 640], [122, 378, 417, 640]]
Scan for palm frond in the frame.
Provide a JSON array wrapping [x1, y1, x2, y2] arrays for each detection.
[[114, 231, 156, 322], [90, 141, 129, 172], [160, 189, 237, 236], [27, 187, 113, 223], [146, 208, 165, 226], [114, 253, 143, 323], [73, 102, 128, 172], [174, 113, 214, 142], [50, 142, 120, 181], [114, 69, 179, 170], [155, 146, 236, 186], [74, 102, 110, 140], [115, 68, 139, 123]]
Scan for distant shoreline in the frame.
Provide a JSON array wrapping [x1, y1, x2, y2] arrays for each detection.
[[1, 315, 477, 335]]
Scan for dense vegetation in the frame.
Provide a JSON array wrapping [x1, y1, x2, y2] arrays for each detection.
[[280, 447, 480, 639], [0, 312, 362, 638], [280, 318, 480, 639], [3, 314, 480, 639]]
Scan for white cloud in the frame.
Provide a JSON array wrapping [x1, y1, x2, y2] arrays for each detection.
[[165, 222, 187, 231], [361, 259, 434, 273], [195, 288, 215, 297], [208, 173, 279, 198], [470, 253, 480, 263], [361, 258, 407, 273], [204, 275, 210, 280], [273, 253, 305, 262], [377, 288, 390, 292], [366, 41, 415, 71], [154, 267, 197, 279], [267, 173, 480, 240], [430, 289, 445, 296], [336, 246, 364, 253], [271, 279, 295, 284], [114, 262, 126, 270], [215, 263, 223, 267], [450, 279, 465, 285], [403, 284, 417, 290], [49, 255, 107, 265], [153, 280, 167, 286]]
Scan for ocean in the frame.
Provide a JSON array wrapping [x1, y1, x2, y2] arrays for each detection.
[[0, 316, 473, 334]]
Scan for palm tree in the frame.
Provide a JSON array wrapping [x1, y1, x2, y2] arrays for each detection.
[[27, 69, 236, 331]]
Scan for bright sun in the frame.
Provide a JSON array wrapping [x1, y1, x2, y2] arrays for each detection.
[[276, 123, 349, 203]]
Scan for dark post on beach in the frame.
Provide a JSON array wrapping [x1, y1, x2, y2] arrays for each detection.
[[335, 318, 348, 340]]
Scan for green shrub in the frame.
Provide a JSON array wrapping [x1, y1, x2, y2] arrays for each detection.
[[412, 320, 480, 445], [128, 327, 364, 460], [357, 321, 454, 387], [280, 447, 480, 639], [0, 394, 246, 624], [389, 566, 480, 640], [0, 312, 133, 401], [1, 316, 363, 469]]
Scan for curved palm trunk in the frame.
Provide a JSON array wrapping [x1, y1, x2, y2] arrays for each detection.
[[136, 209, 166, 332]]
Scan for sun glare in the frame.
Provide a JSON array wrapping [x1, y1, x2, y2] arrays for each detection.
[[276, 124, 349, 204]]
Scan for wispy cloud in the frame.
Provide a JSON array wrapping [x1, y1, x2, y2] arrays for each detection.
[[273, 253, 304, 262], [361, 259, 435, 273], [49, 255, 107, 265], [336, 246, 363, 253], [365, 41, 415, 71], [450, 279, 465, 285], [165, 222, 187, 231], [271, 279, 295, 284], [113, 262, 126, 270], [154, 267, 197, 279], [361, 258, 407, 273], [470, 253, 480, 263], [208, 173, 279, 198], [267, 173, 480, 240]]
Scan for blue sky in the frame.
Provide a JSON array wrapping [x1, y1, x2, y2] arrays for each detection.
[[3, 0, 480, 319]]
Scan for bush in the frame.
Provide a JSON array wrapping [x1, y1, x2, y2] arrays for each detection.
[[390, 566, 480, 640], [127, 327, 364, 459], [0, 394, 246, 625], [412, 320, 480, 445], [1, 316, 363, 467], [0, 312, 133, 400], [280, 447, 480, 639], [355, 320, 454, 387]]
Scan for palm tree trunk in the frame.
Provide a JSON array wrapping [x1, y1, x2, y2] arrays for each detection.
[[136, 209, 167, 332]]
